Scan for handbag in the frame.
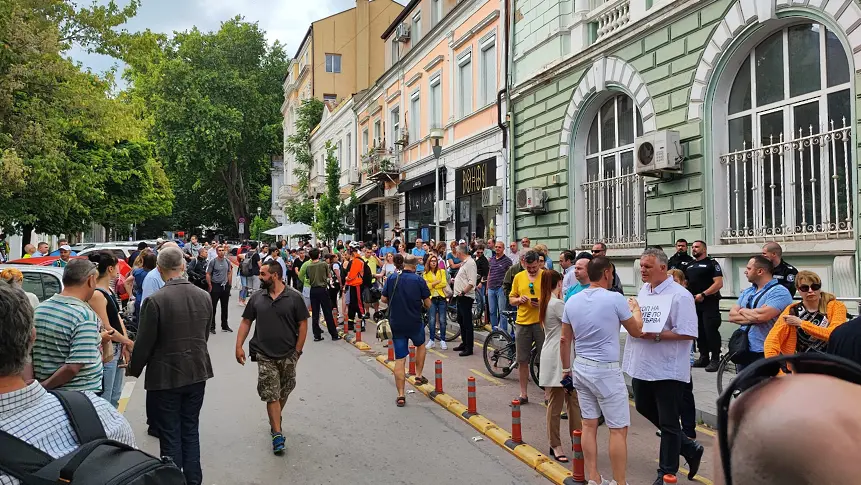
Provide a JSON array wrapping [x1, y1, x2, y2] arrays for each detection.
[[442, 272, 453, 298], [376, 274, 400, 341], [729, 285, 775, 365]]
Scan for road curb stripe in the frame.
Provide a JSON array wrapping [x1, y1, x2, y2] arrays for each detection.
[[117, 380, 136, 415]]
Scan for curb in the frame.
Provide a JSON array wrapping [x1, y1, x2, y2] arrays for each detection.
[[349, 335, 579, 485]]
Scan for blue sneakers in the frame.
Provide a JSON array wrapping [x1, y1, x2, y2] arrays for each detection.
[[271, 432, 286, 455]]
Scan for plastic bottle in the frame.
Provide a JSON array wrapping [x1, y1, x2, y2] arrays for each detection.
[[690, 341, 695, 366]]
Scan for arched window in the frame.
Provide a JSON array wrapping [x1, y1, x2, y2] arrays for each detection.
[[581, 94, 645, 246], [721, 22, 852, 240]]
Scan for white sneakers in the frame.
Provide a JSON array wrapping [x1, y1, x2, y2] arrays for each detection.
[[587, 479, 615, 485], [427, 340, 448, 350], [426, 340, 435, 349], [439, 341, 447, 350]]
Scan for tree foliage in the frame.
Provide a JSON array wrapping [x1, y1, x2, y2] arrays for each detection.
[[313, 141, 355, 243], [123, 17, 289, 231], [284, 98, 324, 195]]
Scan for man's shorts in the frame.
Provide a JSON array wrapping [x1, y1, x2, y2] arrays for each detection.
[[302, 286, 311, 307], [572, 360, 630, 428], [392, 328, 426, 360], [514, 323, 545, 363], [257, 354, 298, 402]]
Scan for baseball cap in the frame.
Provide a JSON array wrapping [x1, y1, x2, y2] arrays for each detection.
[[59, 244, 71, 251], [156, 237, 165, 243], [458, 239, 466, 245]]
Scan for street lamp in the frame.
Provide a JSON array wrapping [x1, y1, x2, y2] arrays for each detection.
[[430, 128, 444, 242], [257, 206, 262, 218]]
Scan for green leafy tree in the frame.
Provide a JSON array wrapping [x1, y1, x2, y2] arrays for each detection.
[[250, 215, 276, 242], [284, 98, 324, 195], [123, 17, 288, 230], [313, 141, 355, 244]]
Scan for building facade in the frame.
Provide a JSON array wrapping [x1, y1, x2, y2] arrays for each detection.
[[353, 0, 508, 246], [510, 0, 861, 299], [278, 0, 402, 212]]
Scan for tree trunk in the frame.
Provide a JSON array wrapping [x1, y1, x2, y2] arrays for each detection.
[[221, 161, 250, 235], [21, 224, 34, 257]]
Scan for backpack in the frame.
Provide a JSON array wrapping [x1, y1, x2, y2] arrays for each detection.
[[239, 253, 255, 277], [0, 390, 186, 485]]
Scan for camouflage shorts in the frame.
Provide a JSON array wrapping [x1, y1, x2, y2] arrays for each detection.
[[257, 353, 298, 402]]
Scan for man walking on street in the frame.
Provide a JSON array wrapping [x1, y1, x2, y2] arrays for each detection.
[[488, 240, 513, 333], [235, 260, 309, 455], [762, 242, 798, 296], [382, 254, 431, 407], [33, 259, 103, 391], [207, 245, 233, 334], [452, 244, 477, 357], [624, 248, 704, 485], [685, 240, 724, 371], [668, 239, 693, 271], [343, 246, 367, 332], [305, 249, 340, 341], [509, 250, 544, 402], [128, 247, 213, 485]]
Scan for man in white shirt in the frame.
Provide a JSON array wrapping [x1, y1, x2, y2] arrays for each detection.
[[623, 248, 703, 485], [560, 250, 577, 295], [561, 256, 642, 485], [452, 244, 477, 357]]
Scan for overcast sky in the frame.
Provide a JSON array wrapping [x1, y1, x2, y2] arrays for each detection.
[[70, 0, 395, 86]]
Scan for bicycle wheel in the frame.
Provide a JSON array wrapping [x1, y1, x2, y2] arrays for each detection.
[[716, 352, 739, 396], [483, 330, 516, 378], [529, 349, 542, 389]]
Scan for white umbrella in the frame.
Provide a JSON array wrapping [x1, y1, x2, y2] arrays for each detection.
[[262, 222, 313, 237], [262, 225, 293, 236]]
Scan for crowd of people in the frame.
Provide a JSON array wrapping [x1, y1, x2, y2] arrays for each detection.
[[3, 228, 861, 485]]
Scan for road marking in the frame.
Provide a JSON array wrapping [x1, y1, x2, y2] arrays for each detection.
[[655, 460, 713, 485], [469, 368, 503, 386], [118, 380, 136, 414], [427, 348, 447, 359]]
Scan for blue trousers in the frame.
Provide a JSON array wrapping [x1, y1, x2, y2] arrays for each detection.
[[427, 298, 447, 341], [488, 286, 509, 333]]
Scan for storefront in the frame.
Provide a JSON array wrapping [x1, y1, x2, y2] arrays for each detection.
[[355, 185, 385, 244], [455, 158, 496, 242], [399, 169, 446, 246]]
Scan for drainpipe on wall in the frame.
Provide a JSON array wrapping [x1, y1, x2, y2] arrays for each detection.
[[504, 0, 516, 243]]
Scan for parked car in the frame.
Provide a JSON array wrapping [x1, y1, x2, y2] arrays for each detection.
[[0, 264, 64, 302], [78, 246, 133, 262], [8, 256, 131, 278]]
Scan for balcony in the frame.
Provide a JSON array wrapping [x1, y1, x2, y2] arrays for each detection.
[[362, 147, 401, 183], [587, 0, 631, 43]]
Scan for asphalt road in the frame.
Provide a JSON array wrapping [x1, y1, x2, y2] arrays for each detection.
[[122, 292, 545, 485]]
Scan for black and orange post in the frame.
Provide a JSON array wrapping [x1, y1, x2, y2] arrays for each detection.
[[467, 376, 477, 415], [511, 399, 522, 444], [572, 429, 585, 483], [387, 340, 394, 361], [408, 346, 416, 376]]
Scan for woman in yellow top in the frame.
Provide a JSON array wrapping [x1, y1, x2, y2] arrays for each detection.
[[765, 270, 847, 357], [424, 253, 449, 350]]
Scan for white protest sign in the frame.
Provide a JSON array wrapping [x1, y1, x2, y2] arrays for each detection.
[[637, 294, 674, 333]]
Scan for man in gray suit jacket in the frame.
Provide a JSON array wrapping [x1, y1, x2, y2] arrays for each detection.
[[129, 246, 213, 485]]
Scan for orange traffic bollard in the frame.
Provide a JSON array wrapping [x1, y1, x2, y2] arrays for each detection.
[[511, 399, 522, 444], [387, 340, 394, 361], [572, 429, 585, 482], [408, 346, 416, 376], [343, 319, 348, 336], [663, 474, 677, 484], [467, 376, 477, 414], [434, 360, 443, 393], [356, 323, 362, 342]]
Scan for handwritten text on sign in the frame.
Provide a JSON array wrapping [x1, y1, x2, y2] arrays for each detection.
[[638, 294, 674, 333]]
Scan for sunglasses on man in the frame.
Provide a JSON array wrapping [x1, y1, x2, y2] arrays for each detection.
[[717, 353, 861, 485]]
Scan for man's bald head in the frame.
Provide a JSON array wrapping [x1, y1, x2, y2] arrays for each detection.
[[717, 374, 861, 485]]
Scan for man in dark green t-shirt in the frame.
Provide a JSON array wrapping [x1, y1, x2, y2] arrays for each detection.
[[305, 248, 339, 341]]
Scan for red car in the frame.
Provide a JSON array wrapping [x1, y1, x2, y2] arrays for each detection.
[[9, 256, 132, 278]]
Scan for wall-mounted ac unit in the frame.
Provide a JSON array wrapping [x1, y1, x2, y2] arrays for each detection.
[[394, 23, 411, 42], [436, 200, 454, 222], [634, 130, 683, 175], [482, 186, 502, 207], [516, 188, 546, 212], [347, 167, 360, 185]]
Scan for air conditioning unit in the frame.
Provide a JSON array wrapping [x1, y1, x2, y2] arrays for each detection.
[[394, 23, 411, 42], [516, 187, 546, 212], [347, 166, 360, 185], [436, 200, 454, 222], [634, 130, 683, 175], [482, 186, 502, 207]]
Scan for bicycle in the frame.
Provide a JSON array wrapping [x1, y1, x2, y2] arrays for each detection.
[[716, 351, 738, 396], [482, 310, 541, 387], [446, 295, 484, 329]]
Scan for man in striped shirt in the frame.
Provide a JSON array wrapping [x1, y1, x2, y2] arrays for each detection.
[[33, 259, 104, 392]]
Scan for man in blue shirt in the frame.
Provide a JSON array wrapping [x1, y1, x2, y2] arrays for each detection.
[[729, 255, 793, 370], [379, 239, 396, 258], [381, 254, 430, 407], [411, 238, 427, 274]]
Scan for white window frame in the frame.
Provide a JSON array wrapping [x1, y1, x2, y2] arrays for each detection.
[[431, 0, 442, 27], [391, 40, 399, 64], [479, 34, 497, 107], [374, 119, 381, 146], [346, 133, 352, 169], [337, 140, 342, 167], [390, 106, 400, 148], [577, 93, 645, 247], [410, 90, 421, 142], [325, 54, 341, 73], [362, 128, 369, 155], [412, 12, 422, 44], [457, 50, 473, 119], [429, 75, 442, 130], [718, 22, 853, 242]]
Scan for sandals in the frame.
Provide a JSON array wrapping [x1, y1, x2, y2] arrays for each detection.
[[549, 447, 569, 463], [396, 396, 406, 407], [516, 396, 529, 404], [415, 376, 428, 385]]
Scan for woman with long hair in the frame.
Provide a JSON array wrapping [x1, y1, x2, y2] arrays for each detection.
[[89, 251, 135, 408], [538, 269, 581, 463], [765, 270, 847, 357], [423, 253, 449, 350]]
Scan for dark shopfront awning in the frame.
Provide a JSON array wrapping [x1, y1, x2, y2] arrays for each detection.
[[397, 167, 447, 193], [357, 185, 382, 204]]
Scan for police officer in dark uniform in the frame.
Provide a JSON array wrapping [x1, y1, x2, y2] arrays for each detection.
[[668, 238, 694, 271], [685, 240, 724, 372], [762, 242, 798, 297]]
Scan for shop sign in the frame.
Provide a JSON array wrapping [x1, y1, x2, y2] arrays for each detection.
[[456, 159, 496, 198]]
